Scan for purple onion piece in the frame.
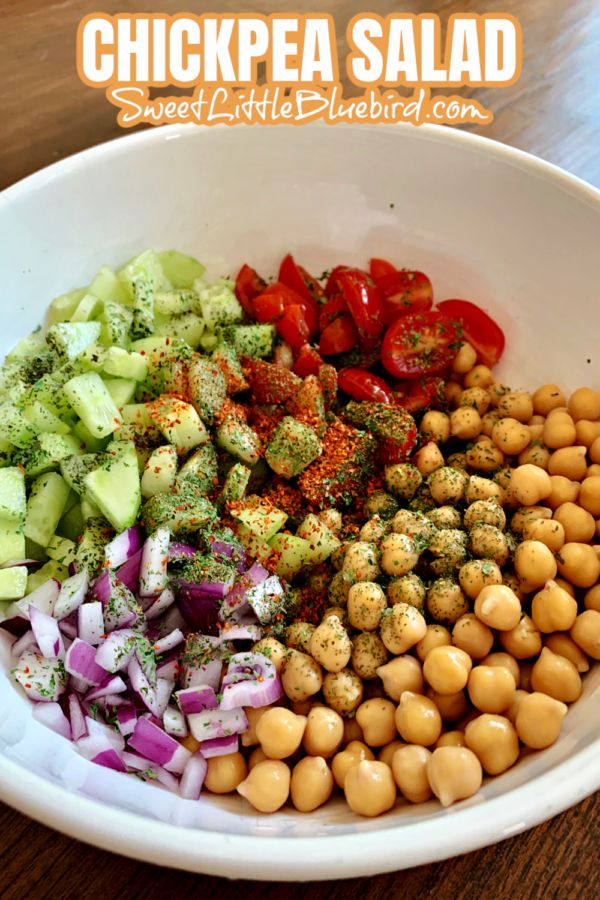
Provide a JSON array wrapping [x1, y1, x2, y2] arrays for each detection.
[[145, 587, 176, 620], [104, 526, 144, 569], [153, 628, 184, 656], [200, 734, 239, 758], [68, 693, 88, 741], [12, 649, 66, 702], [179, 753, 207, 800], [163, 705, 188, 737], [65, 638, 108, 686], [32, 702, 72, 740], [94, 629, 136, 673], [188, 707, 248, 742], [121, 751, 180, 792], [78, 601, 104, 646], [16, 579, 60, 618], [85, 674, 127, 702], [53, 570, 89, 621], [128, 717, 191, 774], [167, 542, 196, 562], [176, 685, 218, 715], [116, 703, 137, 737], [11, 629, 37, 658]]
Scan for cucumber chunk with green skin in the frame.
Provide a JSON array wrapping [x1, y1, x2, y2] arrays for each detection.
[[22, 401, 71, 436], [188, 357, 227, 424], [26, 559, 68, 593], [176, 443, 218, 494], [70, 294, 101, 323], [233, 499, 288, 541], [0, 440, 14, 469], [21, 434, 83, 478], [198, 331, 219, 353], [84, 441, 141, 532], [142, 484, 216, 536], [57, 501, 85, 543], [265, 417, 322, 478], [81, 495, 102, 521], [269, 533, 311, 580], [103, 347, 148, 382], [0, 522, 26, 566], [141, 445, 178, 497], [212, 342, 248, 394], [0, 404, 37, 448], [119, 250, 169, 338], [60, 453, 99, 495], [28, 364, 79, 420], [24, 472, 71, 547], [101, 301, 133, 348], [72, 420, 109, 453], [47, 288, 86, 325], [0, 468, 26, 523], [89, 267, 128, 305], [6, 332, 47, 362], [103, 377, 137, 408], [147, 397, 208, 453], [158, 251, 205, 289], [74, 517, 112, 576], [47, 322, 102, 360], [116, 404, 160, 443], [221, 324, 275, 359], [154, 313, 205, 349], [220, 463, 251, 503], [0, 566, 28, 600], [76, 344, 107, 372], [195, 280, 243, 331], [64, 372, 122, 439], [46, 534, 77, 567], [216, 417, 261, 465], [296, 514, 341, 564], [154, 290, 197, 316]]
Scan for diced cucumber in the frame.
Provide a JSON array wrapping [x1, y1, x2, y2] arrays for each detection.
[[48, 288, 86, 325], [221, 324, 275, 359], [57, 500, 85, 543], [103, 377, 137, 408], [195, 281, 243, 331], [119, 250, 169, 338], [117, 403, 160, 443], [216, 418, 260, 465], [101, 301, 133, 348], [25, 537, 48, 563], [158, 250, 205, 289], [236, 523, 273, 566], [269, 533, 311, 580], [22, 401, 71, 436], [103, 347, 148, 381], [27, 364, 79, 420], [154, 312, 205, 349], [70, 294, 101, 323], [142, 485, 216, 535], [76, 344, 107, 372], [47, 322, 102, 360], [0, 521, 25, 566], [188, 357, 227, 424], [60, 453, 99, 494], [265, 417, 322, 478], [72, 420, 109, 453], [141, 445, 178, 497], [176, 443, 218, 494], [154, 290, 196, 316], [0, 566, 28, 600], [0, 467, 26, 523], [24, 472, 71, 547], [26, 559, 68, 593], [81, 495, 102, 521], [234, 499, 288, 541], [0, 403, 37, 448], [83, 441, 141, 532], [147, 397, 208, 453], [89, 267, 129, 305], [296, 514, 341, 564], [130, 336, 170, 356], [74, 517, 112, 575], [46, 534, 77, 567], [64, 372, 122, 438], [6, 332, 47, 362], [199, 331, 219, 352], [0, 440, 14, 468], [212, 342, 248, 394], [22, 433, 82, 478], [220, 463, 251, 502]]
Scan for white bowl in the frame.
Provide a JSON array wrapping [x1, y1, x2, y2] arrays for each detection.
[[1, 123, 599, 881]]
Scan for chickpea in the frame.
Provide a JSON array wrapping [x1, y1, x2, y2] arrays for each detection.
[[421, 410, 451, 443], [579, 476, 600, 516], [384, 463, 422, 499], [591, 436, 600, 464], [241, 706, 271, 747], [481, 410, 502, 438], [205, 752, 248, 794], [544, 634, 590, 673], [459, 387, 491, 416], [290, 756, 333, 812], [568, 387, 600, 421], [465, 475, 504, 504], [343, 717, 364, 745], [545, 475, 580, 510], [504, 689, 529, 725], [511, 505, 552, 535], [391, 744, 432, 803], [515, 692, 567, 749], [519, 662, 534, 692], [509, 466, 552, 508], [533, 384, 566, 416], [543, 411, 576, 450], [468, 666, 516, 713], [548, 446, 587, 481], [531, 580, 578, 633], [429, 529, 468, 575], [363, 492, 398, 521], [577, 421, 600, 450], [464, 714, 519, 775], [387, 573, 426, 611], [570, 610, 600, 660], [497, 391, 533, 423], [285, 621, 315, 654], [346, 582, 386, 632], [377, 656, 424, 701], [522, 517, 565, 552], [584, 584, 600, 612], [395, 691, 442, 746], [491, 418, 531, 455], [514, 540, 557, 590], [248, 746, 269, 770], [309, 616, 352, 674], [445, 380, 463, 406], [323, 668, 364, 716], [281, 649, 323, 702], [253, 637, 287, 672], [302, 706, 344, 758], [380, 602, 427, 655], [343, 541, 380, 582], [452, 614, 494, 660], [450, 407, 482, 440], [355, 698, 397, 747], [464, 437, 505, 473], [393, 508, 436, 540], [351, 632, 388, 680], [380, 533, 419, 577], [518, 443, 551, 469], [427, 506, 462, 530], [435, 731, 467, 749], [423, 645, 472, 695], [415, 624, 452, 662], [530, 647, 582, 703], [256, 708, 307, 760], [318, 508, 343, 532], [459, 560, 503, 601], [428, 467, 468, 504], [237, 759, 290, 813], [469, 524, 509, 565], [331, 740, 374, 788], [427, 688, 469, 722], [427, 746, 483, 807], [291, 699, 313, 716], [499, 614, 542, 660], [378, 740, 405, 767], [359, 516, 390, 544], [463, 499, 506, 531], [557, 542, 600, 588], [447, 452, 468, 470], [480, 652, 520, 686], [327, 571, 353, 607], [464, 365, 495, 389], [427, 578, 469, 626], [415, 442, 445, 476], [502, 572, 525, 599], [452, 341, 478, 374], [488, 383, 511, 406], [322, 606, 347, 625], [344, 760, 397, 817], [589, 464, 600, 477]]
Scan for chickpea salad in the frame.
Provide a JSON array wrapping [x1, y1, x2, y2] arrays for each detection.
[[1, 248, 599, 817]]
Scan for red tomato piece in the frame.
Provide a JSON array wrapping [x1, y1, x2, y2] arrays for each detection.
[[293, 344, 325, 377], [253, 292, 286, 323], [277, 305, 311, 350], [394, 377, 446, 414], [436, 299, 505, 368], [318, 294, 348, 331], [319, 315, 358, 355], [375, 271, 433, 324], [324, 265, 352, 298], [279, 254, 325, 303], [334, 269, 384, 341], [381, 311, 460, 379], [338, 368, 395, 405], [235, 264, 266, 317], [254, 282, 317, 334], [369, 258, 397, 279]]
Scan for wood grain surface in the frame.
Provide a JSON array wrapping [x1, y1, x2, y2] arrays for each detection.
[[1, 1, 600, 897]]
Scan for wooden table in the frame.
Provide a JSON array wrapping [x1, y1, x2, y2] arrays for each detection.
[[1, 1, 599, 897]]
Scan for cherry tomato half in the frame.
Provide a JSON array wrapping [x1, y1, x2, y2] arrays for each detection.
[[253, 282, 317, 334], [277, 304, 311, 350], [235, 264, 266, 317], [318, 294, 348, 331], [436, 299, 505, 368], [338, 368, 395, 405], [293, 344, 324, 377], [381, 311, 460, 379], [319, 315, 358, 355], [279, 254, 325, 303], [395, 377, 446, 414], [333, 269, 384, 341], [369, 257, 397, 280], [376, 271, 433, 324]]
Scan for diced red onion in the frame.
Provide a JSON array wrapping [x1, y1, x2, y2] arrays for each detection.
[[86, 716, 125, 750], [12, 650, 66, 702], [29, 605, 65, 660], [179, 753, 207, 800], [156, 653, 179, 682], [116, 703, 137, 737], [188, 707, 248, 742], [53, 570, 89, 621], [245, 575, 285, 625], [0, 558, 41, 570], [92, 550, 143, 601], [78, 734, 126, 772], [32, 702, 72, 740], [222, 563, 268, 614], [85, 675, 127, 702], [94, 629, 136, 673], [65, 638, 108, 686], [220, 652, 282, 710], [161, 604, 187, 634], [68, 692, 88, 740], [78, 601, 104, 646], [145, 587, 176, 620], [176, 685, 218, 715], [139, 527, 170, 597], [184, 657, 222, 690], [168, 541, 196, 562], [200, 734, 239, 758], [104, 526, 144, 569], [177, 587, 221, 633], [155, 677, 174, 718], [121, 751, 180, 792], [163, 705, 188, 737], [128, 655, 164, 717], [153, 628, 184, 655], [102, 574, 142, 632], [103, 693, 127, 706], [0, 612, 30, 636], [16, 579, 60, 618], [58, 619, 78, 640], [219, 624, 262, 642], [11, 629, 37, 658], [128, 717, 191, 774]]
